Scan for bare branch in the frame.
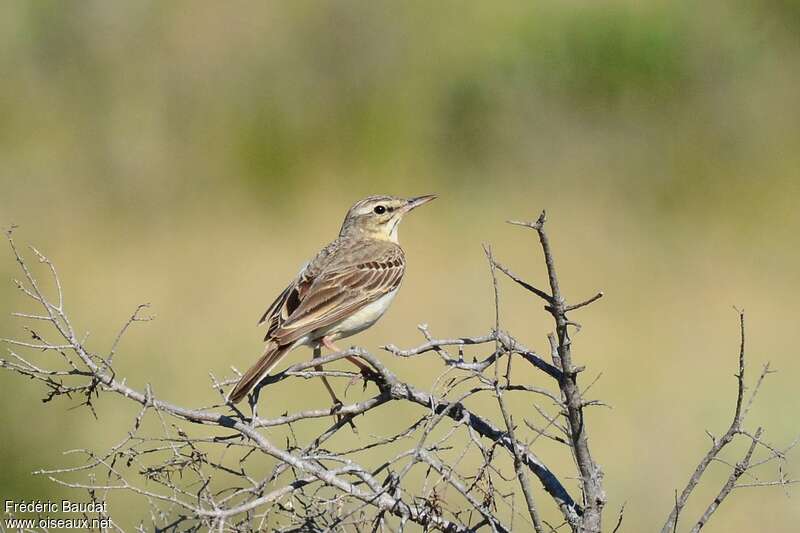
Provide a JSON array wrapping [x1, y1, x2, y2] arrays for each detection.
[[3, 219, 793, 533], [660, 311, 791, 533], [485, 244, 546, 533], [506, 211, 606, 532], [689, 428, 762, 532]]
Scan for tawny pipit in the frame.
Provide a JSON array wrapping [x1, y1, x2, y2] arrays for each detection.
[[228, 194, 436, 404]]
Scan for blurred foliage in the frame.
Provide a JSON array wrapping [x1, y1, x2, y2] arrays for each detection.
[[1, 1, 799, 531], [519, 3, 691, 102]]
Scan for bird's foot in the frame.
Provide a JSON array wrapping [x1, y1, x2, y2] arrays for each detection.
[[329, 400, 357, 431], [247, 390, 261, 428], [330, 398, 343, 414], [343, 367, 377, 397]]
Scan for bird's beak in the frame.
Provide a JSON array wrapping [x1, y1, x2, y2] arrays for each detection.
[[400, 194, 437, 214]]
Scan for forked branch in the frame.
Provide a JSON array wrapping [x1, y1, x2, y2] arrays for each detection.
[[661, 311, 798, 533]]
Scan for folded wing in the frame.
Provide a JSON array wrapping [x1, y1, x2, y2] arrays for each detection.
[[271, 242, 405, 346]]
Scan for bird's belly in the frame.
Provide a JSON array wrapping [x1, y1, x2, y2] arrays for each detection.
[[327, 289, 398, 340]]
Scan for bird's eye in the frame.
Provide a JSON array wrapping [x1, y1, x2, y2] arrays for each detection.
[[373, 205, 386, 214]]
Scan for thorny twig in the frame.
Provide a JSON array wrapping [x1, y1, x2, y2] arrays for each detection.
[[661, 310, 798, 533]]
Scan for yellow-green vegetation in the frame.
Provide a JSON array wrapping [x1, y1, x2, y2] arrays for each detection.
[[1, 1, 798, 531]]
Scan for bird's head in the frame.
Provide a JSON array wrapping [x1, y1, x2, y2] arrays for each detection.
[[339, 194, 437, 242]]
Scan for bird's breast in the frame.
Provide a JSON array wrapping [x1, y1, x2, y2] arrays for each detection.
[[328, 289, 398, 339]]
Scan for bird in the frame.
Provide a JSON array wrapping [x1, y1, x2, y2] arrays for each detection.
[[228, 194, 437, 405]]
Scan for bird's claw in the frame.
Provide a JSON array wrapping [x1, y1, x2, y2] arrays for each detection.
[[330, 399, 345, 422], [330, 401, 357, 431], [360, 367, 378, 390], [347, 366, 377, 388]]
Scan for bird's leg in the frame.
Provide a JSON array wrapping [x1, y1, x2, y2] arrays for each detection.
[[321, 336, 371, 372], [249, 386, 261, 426], [313, 345, 343, 414], [322, 336, 376, 387]]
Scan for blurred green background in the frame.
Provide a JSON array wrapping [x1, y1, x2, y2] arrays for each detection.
[[1, 0, 799, 531]]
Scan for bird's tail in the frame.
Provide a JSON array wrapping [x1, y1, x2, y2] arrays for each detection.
[[228, 342, 290, 404]]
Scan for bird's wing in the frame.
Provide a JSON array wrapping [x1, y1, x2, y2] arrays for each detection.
[[257, 245, 336, 339], [259, 275, 317, 340], [270, 242, 405, 346]]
